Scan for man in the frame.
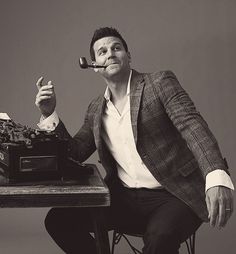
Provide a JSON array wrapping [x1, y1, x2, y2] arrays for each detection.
[[35, 27, 234, 254]]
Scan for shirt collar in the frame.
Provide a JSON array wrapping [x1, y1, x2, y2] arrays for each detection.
[[104, 70, 133, 101]]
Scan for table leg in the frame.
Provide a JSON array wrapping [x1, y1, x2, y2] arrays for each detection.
[[91, 207, 110, 254]]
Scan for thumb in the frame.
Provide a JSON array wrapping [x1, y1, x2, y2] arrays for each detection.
[[36, 76, 44, 90]]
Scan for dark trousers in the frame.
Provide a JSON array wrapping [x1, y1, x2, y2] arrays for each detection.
[[45, 182, 202, 254]]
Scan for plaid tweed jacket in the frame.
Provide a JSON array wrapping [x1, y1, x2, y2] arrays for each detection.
[[57, 70, 228, 222]]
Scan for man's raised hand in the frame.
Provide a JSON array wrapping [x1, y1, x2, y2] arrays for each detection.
[[35, 77, 56, 118]]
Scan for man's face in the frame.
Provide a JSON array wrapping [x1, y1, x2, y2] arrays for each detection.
[[93, 36, 131, 79]]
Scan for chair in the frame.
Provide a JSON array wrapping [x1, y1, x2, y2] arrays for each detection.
[[111, 229, 196, 254]]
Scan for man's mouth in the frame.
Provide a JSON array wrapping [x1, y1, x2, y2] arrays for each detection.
[[106, 62, 119, 67]]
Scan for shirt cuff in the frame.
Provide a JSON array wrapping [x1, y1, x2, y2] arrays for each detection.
[[37, 111, 59, 131], [205, 169, 234, 192]]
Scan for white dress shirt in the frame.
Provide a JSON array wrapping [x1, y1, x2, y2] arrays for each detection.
[[101, 71, 162, 188]]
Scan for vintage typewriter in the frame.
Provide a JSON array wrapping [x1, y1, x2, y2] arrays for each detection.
[[0, 118, 92, 184]]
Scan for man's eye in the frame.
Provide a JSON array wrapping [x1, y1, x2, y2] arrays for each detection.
[[99, 50, 106, 56], [114, 46, 121, 51]]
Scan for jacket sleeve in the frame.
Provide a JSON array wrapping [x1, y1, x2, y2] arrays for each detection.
[[55, 105, 96, 163], [155, 70, 228, 178]]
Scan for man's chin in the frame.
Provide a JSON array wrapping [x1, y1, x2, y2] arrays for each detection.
[[105, 66, 122, 76]]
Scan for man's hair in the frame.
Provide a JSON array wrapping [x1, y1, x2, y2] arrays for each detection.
[[89, 27, 128, 61]]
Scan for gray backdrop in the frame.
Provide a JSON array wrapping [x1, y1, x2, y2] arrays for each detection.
[[0, 0, 235, 253]]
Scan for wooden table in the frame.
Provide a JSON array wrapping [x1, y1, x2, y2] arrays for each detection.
[[0, 164, 111, 254]]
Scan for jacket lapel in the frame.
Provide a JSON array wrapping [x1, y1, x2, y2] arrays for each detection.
[[129, 70, 145, 144]]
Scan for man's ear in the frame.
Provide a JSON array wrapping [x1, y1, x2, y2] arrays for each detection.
[[127, 52, 131, 63]]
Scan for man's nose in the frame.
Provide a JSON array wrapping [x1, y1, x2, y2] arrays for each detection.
[[107, 48, 115, 59]]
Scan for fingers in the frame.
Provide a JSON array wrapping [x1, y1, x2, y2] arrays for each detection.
[[35, 90, 54, 105], [206, 186, 234, 229], [205, 195, 211, 220], [209, 199, 218, 227], [224, 207, 231, 227], [219, 189, 234, 228], [36, 77, 54, 91], [206, 186, 219, 227], [36, 77, 44, 90], [218, 200, 233, 228], [223, 190, 234, 227], [39, 82, 54, 91], [35, 94, 52, 105], [217, 201, 226, 228], [35, 79, 55, 106]]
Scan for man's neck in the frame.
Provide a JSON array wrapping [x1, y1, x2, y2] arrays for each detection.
[[105, 69, 131, 102]]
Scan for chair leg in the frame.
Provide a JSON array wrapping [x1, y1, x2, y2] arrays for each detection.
[[185, 232, 196, 254], [111, 231, 123, 254], [111, 231, 116, 254], [191, 233, 196, 254], [111, 230, 142, 254]]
